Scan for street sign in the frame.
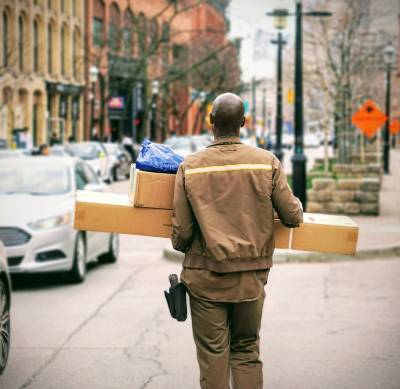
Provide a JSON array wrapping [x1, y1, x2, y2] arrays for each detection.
[[389, 118, 400, 135], [351, 99, 387, 138]]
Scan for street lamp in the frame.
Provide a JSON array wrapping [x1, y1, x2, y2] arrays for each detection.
[[150, 80, 160, 141], [290, 1, 331, 210], [268, 9, 288, 162], [266, 3, 331, 209], [383, 42, 395, 174], [89, 65, 99, 140]]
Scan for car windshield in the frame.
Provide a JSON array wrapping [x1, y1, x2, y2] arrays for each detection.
[[104, 144, 118, 155], [66, 144, 98, 160], [0, 164, 71, 195]]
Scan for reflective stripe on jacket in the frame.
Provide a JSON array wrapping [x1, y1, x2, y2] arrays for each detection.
[[172, 136, 303, 273]]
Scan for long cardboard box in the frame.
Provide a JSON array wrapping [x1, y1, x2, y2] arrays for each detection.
[[129, 166, 175, 210], [74, 191, 358, 255], [74, 191, 173, 238], [291, 213, 358, 254]]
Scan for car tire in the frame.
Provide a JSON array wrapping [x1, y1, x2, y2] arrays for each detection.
[[98, 234, 119, 264], [113, 166, 119, 182], [0, 278, 10, 375], [68, 233, 86, 283], [106, 169, 113, 184]]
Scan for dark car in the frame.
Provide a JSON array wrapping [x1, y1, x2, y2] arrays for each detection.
[[0, 241, 11, 375]]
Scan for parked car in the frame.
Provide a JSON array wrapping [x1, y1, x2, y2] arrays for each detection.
[[304, 133, 321, 148], [50, 145, 70, 157], [0, 157, 119, 283], [64, 142, 113, 183], [0, 149, 29, 158], [0, 241, 11, 375], [103, 143, 132, 181], [165, 136, 194, 157], [191, 134, 212, 151]]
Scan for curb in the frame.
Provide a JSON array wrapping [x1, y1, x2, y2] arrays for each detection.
[[163, 245, 400, 264]]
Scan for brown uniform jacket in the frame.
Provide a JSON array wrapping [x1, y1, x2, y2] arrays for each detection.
[[172, 136, 303, 277]]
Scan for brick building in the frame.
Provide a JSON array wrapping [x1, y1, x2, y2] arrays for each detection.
[[85, 0, 239, 142], [0, 0, 85, 148]]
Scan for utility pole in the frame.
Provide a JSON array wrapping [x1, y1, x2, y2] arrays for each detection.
[[383, 61, 392, 174], [291, 0, 307, 209], [271, 32, 286, 162]]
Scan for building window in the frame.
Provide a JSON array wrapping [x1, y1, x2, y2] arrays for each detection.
[[73, 0, 76, 16], [48, 23, 52, 73], [61, 25, 65, 75], [33, 20, 39, 72], [18, 16, 24, 71], [109, 3, 120, 52], [48, 0, 52, 10], [93, 17, 103, 47], [123, 10, 134, 54], [137, 13, 147, 53], [2, 12, 8, 67], [73, 30, 77, 78], [61, 0, 64, 12]]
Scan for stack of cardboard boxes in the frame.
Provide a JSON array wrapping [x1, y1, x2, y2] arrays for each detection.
[[74, 166, 359, 255]]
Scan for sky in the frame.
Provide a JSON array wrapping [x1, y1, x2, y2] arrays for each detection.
[[227, 0, 399, 83], [227, 0, 296, 82]]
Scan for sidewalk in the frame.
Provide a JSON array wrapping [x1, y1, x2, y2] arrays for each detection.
[[163, 150, 400, 263]]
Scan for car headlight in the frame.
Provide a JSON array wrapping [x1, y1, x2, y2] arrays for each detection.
[[28, 212, 71, 230]]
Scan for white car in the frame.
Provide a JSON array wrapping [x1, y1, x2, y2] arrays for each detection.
[[0, 157, 119, 283], [165, 136, 194, 158], [304, 133, 320, 148], [0, 241, 11, 375], [65, 142, 113, 183]]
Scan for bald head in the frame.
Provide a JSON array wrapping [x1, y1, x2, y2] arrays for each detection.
[[210, 93, 245, 137]]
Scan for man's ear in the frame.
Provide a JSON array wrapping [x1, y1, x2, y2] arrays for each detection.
[[209, 113, 214, 124], [241, 117, 245, 127]]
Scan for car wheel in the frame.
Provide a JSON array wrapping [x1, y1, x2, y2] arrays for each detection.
[[98, 234, 119, 264], [0, 278, 10, 375], [68, 233, 86, 283], [113, 166, 119, 182], [106, 169, 113, 184]]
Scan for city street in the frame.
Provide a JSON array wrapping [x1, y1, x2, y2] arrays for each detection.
[[0, 179, 399, 389]]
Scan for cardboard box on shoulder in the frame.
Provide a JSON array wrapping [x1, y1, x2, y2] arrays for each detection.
[[129, 165, 175, 210], [74, 191, 359, 255]]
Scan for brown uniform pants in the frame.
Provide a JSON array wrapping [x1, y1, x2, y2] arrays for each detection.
[[189, 293, 265, 389]]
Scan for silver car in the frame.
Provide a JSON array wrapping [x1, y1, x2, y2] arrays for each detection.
[[64, 142, 113, 183], [0, 241, 11, 375], [0, 157, 119, 283]]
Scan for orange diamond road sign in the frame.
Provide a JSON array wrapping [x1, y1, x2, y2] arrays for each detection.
[[390, 119, 400, 135], [352, 99, 387, 138]]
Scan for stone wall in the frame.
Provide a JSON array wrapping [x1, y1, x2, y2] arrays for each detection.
[[307, 177, 381, 215]]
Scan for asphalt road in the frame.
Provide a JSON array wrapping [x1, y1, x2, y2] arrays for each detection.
[[1, 179, 399, 389]]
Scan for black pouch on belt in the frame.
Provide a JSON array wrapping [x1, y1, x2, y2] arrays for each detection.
[[164, 274, 187, 322]]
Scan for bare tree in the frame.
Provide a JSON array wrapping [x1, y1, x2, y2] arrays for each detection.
[[303, 0, 395, 163], [89, 0, 240, 141]]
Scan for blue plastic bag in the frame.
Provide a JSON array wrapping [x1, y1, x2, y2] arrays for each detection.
[[135, 139, 184, 174]]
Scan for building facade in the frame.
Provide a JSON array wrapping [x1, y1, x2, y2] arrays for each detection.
[[85, 0, 240, 142], [0, 0, 85, 148], [85, 0, 169, 143]]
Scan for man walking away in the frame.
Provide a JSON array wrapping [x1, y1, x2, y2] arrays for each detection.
[[172, 93, 303, 389]]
